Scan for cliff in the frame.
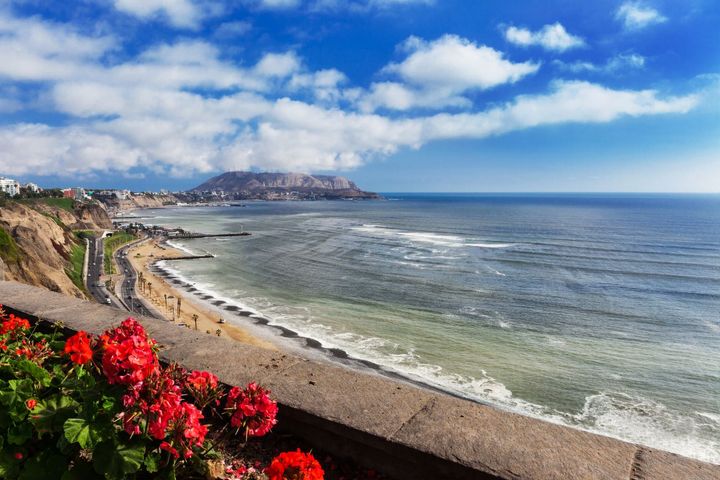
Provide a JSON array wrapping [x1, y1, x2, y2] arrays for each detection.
[[100, 193, 178, 213], [0, 200, 112, 298], [32, 201, 113, 230], [191, 172, 379, 199]]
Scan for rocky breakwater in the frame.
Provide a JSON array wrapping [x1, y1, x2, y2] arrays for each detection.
[[0, 200, 111, 298]]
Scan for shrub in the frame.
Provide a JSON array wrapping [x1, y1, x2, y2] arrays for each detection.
[[0, 308, 323, 480]]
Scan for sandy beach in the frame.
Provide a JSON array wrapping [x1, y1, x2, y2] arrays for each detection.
[[124, 239, 276, 350]]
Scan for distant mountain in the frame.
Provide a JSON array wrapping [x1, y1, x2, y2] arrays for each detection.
[[190, 172, 379, 200]]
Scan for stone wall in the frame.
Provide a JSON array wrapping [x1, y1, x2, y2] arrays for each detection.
[[0, 281, 717, 480]]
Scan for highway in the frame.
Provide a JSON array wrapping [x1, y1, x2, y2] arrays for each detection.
[[113, 239, 161, 319], [86, 235, 124, 309]]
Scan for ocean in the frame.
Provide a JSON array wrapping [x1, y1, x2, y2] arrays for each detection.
[[139, 194, 720, 464]]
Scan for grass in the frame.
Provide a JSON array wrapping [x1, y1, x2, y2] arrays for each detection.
[[103, 232, 135, 275], [0, 227, 21, 263], [39, 197, 75, 212], [65, 241, 87, 293], [74, 230, 96, 240]]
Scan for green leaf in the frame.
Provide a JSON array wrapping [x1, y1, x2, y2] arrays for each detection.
[[15, 360, 51, 387], [93, 441, 146, 480], [63, 418, 101, 449], [29, 395, 79, 437], [144, 451, 161, 473], [7, 422, 32, 445]]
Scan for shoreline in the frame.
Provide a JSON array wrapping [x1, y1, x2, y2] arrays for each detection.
[[120, 206, 720, 466], [124, 239, 276, 350]]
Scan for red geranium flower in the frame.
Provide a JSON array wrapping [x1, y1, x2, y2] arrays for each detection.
[[265, 450, 324, 480], [0, 314, 30, 338], [64, 331, 93, 365], [25, 399, 37, 410], [185, 370, 220, 409], [225, 382, 277, 438], [100, 318, 158, 386]]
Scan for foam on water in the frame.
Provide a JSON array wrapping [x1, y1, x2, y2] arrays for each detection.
[[166, 240, 197, 256], [158, 254, 720, 464], [352, 224, 514, 249]]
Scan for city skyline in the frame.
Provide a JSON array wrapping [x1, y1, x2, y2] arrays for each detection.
[[0, 1, 718, 192]]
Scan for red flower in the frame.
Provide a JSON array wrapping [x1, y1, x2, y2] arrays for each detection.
[[185, 370, 220, 408], [100, 318, 158, 386], [121, 367, 182, 439], [13, 452, 23, 461], [64, 331, 93, 365], [265, 450, 324, 480], [13, 338, 51, 363], [156, 401, 208, 459], [25, 399, 37, 410], [0, 314, 30, 338], [225, 382, 277, 438]]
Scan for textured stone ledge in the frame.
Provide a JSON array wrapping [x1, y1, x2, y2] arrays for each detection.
[[0, 281, 717, 480]]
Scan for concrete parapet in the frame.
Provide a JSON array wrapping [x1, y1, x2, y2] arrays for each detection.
[[0, 281, 717, 480]]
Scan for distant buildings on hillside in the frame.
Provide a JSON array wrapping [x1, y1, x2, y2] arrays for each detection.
[[0, 177, 43, 197]]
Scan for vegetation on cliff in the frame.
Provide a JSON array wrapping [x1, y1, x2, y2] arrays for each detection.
[[0, 227, 20, 264], [0, 201, 111, 298], [65, 243, 87, 294], [103, 233, 135, 275]]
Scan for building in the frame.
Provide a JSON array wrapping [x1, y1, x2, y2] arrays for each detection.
[[23, 182, 41, 193], [61, 187, 86, 201], [0, 177, 20, 197]]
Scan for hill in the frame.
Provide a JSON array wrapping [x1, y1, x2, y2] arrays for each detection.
[[191, 172, 379, 200]]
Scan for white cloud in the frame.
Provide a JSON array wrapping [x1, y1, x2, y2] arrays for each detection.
[[555, 54, 646, 74], [616, 2, 667, 30], [504, 23, 584, 52], [257, 0, 302, 9], [389, 35, 539, 90], [0, 12, 113, 81], [358, 81, 470, 112], [112, 0, 227, 28], [361, 35, 539, 111], [253, 52, 302, 77], [288, 69, 347, 102], [0, 11, 700, 179]]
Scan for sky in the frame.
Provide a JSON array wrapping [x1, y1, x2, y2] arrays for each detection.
[[0, 0, 718, 192]]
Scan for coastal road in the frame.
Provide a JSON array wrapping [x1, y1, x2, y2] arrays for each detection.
[[114, 239, 162, 319], [86, 235, 124, 309]]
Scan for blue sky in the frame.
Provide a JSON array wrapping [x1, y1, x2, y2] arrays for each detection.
[[0, 0, 718, 192]]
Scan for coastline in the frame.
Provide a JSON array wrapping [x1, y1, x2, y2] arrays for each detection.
[[124, 239, 276, 350], [116, 204, 720, 466]]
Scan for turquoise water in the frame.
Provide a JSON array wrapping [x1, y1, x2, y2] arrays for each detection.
[[140, 194, 720, 463]]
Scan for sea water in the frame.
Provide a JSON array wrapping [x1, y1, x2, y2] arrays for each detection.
[[141, 194, 720, 464]]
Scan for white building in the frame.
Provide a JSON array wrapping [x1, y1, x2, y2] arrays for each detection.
[[24, 182, 41, 193], [0, 177, 20, 197]]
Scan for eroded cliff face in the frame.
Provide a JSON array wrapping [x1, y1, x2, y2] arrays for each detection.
[[0, 201, 111, 298], [101, 193, 177, 213], [30, 202, 112, 231]]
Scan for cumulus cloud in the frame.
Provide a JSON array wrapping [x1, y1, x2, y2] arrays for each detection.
[[615, 2, 667, 30], [112, 0, 215, 28], [0, 10, 700, 179], [0, 13, 113, 81], [504, 23, 584, 52], [360, 35, 539, 111]]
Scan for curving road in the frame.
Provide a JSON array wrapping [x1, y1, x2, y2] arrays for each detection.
[[86, 235, 124, 309], [113, 239, 162, 319]]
